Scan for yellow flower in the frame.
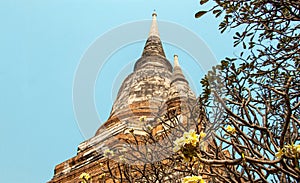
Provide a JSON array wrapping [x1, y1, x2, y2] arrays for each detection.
[[275, 144, 300, 159], [173, 130, 200, 153], [226, 125, 236, 134], [182, 155, 197, 163], [184, 130, 200, 147], [296, 144, 300, 154], [183, 156, 190, 163], [146, 124, 153, 131], [79, 172, 91, 182], [290, 144, 300, 156], [199, 132, 206, 139], [285, 144, 300, 158], [139, 116, 146, 122], [182, 175, 205, 183], [173, 138, 184, 152], [99, 173, 106, 179], [103, 149, 114, 157], [275, 148, 284, 158], [119, 155, 126, 162]]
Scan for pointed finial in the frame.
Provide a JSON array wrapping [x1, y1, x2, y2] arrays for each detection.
[[152, 9, 157, 17], [149, 11, 159, 37], [174, 55, 180, 67]]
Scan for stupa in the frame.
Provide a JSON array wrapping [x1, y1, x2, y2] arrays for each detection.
[[48, 12, 196, 183]]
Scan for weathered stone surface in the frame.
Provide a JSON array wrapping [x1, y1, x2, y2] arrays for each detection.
[[48, 13, 196, 183]]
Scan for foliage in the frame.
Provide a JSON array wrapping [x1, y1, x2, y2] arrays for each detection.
[[196, 0, 300, 182]]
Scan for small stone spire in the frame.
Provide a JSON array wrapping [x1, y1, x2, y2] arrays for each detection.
[[171, 54, 188, 85], [174, 54, 180, 67], [149, 11, 159, 37]]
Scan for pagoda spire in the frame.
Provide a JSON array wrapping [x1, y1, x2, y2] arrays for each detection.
[[171, 55, 188, 85], [148, 11, 159, 38], [174, 54, 180, 67], [48, 12, 197, 183], [142, 11, 166, 57]]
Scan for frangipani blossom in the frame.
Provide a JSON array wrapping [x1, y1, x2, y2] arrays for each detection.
[[226, 125, 236, 134], [182, 175, 205, 183]]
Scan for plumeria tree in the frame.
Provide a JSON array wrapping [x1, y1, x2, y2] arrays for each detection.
[[195, 0, 300, 182]]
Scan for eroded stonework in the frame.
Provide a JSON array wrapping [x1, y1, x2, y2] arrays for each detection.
[[48, 13, 196, 183]]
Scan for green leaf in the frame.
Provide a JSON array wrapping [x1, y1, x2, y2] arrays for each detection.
[[215, 10, 223, 18], [200, 0, 209, 5], [220, 27, 227, 33], [195, 11, 208, 18], [240, 51, 244, 57], [243, 42, 246, 49], [213, 9, 222, 14], [221, 60, 229, 67], [234, 41, 239, 47]]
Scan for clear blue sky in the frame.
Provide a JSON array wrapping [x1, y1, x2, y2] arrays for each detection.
[[0, 1, 238, 182]]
